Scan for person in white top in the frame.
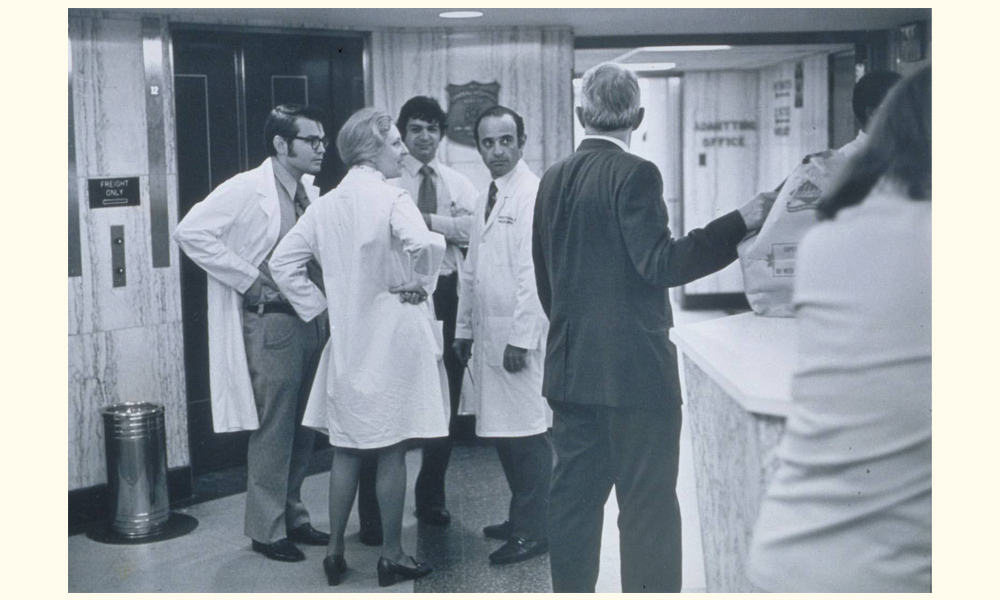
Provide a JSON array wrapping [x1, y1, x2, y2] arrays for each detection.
[[174, 104, 331, 563], [453, 106, 553, 566], [749, 66, 931, 592], [270, 108, 447, 588], [798, 71, 903, 170], [356, 96, 480, 538]]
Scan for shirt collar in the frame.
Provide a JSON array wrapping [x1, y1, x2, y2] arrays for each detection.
[[270, 157, 300, 198], [492, 159, 524, 194], [348, 164, 386, 183], [581, 134, 630, 153], [402, 153, 441, 177]]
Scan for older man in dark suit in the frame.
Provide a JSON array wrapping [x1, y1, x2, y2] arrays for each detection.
[[532, 62, 775, 593]]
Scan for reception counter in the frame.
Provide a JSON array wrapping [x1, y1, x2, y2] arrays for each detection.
[[669, 312, 796, 593]]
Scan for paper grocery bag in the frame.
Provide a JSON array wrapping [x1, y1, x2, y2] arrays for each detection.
[[738, 151, 848, 317]]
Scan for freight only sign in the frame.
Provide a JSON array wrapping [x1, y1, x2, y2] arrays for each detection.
[[88, 177, 141, 208]]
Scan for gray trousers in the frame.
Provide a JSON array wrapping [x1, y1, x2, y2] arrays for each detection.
[[242, 311, 324, 543], [495, 432, 553, 541]]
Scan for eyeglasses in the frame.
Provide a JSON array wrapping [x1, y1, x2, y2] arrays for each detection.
[[287, 136, 330, 151]]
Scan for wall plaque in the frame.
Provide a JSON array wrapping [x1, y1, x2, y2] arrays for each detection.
[[88, 177, 141, 209], [446, 81, 500, 146]]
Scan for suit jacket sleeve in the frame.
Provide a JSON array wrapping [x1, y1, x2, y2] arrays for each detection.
[[617, 160, 747, 288], [269, 207, 327, 323], [173, 178, 260, 294], [532, 183, 552, 318]]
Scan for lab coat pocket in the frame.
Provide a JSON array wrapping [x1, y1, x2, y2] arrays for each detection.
[[484, 316, 514, 367]]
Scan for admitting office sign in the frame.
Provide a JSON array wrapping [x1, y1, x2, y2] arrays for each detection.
[[88, 177, 141, 209]]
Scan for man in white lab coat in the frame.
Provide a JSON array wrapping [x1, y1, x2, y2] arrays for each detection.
[[454, 106, 553, 566], [174, 104, 331, 563]]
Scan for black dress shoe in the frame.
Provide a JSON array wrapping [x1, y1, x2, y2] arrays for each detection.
[[251, 539, 306, 562], [358, 528, 383, 547], [323, 554, 348, 586], [489, 538, 549, 565], [415, 506, 451, 526], [377, 555, 432, 587], [287, 523, 331, 546], [483, 520, 511, 541]]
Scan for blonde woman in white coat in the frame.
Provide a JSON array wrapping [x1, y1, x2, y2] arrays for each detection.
[[270, 108, 447, 587]]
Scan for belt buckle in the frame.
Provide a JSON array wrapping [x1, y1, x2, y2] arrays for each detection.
[[256, 303, 264, 316]]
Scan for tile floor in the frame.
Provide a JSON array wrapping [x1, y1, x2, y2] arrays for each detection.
[[67, 306, 727, 593]]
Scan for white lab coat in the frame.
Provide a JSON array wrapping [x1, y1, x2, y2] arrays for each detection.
[[270, 166, 450, 449], [173, 158, 319, 432], [455, 160, 551, 437]]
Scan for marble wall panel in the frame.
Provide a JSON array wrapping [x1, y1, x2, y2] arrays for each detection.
[[71, 17, 149, 179], [683, 359, 785, 593], [69, 13, 188, 491], [69, 322, 189, 490], [72, 176, 183, 334], [69, 15, 184, 338], [371, 27, 573, 191]]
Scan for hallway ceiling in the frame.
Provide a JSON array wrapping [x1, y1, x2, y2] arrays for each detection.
[[575, 44, 856, 75], [130, 7, 930, 38]]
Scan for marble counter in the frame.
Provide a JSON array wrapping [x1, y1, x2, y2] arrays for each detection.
[[670, 312, 795, 592]]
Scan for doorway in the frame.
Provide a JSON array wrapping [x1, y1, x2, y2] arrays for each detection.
[[172, 26, 367, 475], [574, 38, 874, 309]]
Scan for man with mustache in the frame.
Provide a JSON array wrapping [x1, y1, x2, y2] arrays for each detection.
[[454, 105, 552, 565]]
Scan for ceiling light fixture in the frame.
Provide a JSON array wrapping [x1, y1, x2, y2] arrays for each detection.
[[641, 45, 733, 52], [439, 11, 484, 19], [614, 45, 733, 63]]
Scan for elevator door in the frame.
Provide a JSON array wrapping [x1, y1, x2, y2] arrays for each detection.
[[173, 28, 365, 475]]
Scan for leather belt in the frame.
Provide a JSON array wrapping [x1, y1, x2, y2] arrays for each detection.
[[244, 302, 298, 317]]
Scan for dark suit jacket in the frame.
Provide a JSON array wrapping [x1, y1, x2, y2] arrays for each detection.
[[531, 138, 747, 408]]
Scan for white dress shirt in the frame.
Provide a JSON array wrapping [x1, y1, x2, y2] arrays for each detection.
[[390, 153, 479, 276]]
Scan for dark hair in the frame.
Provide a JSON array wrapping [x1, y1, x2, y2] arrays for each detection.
[[263, 104, 327, 156], [473, 105, 526, 147], [396, 96, 447, 136], [818, 66, 931, 220], [852, 70, 903, 127]]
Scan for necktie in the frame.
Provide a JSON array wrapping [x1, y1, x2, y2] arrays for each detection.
[[293, 182, 311, 219], [418, 165, 438, 215], [294, 183, 325, 293], [485, 181, 498, 223]]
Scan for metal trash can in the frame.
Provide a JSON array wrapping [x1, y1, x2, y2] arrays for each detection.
[[102, 402, 170, 538]]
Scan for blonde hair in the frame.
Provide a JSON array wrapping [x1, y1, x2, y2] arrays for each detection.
[[336, 108, 394, 166]]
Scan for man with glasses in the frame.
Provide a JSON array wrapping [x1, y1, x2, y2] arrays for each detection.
[[175, 104, 331, 563]]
